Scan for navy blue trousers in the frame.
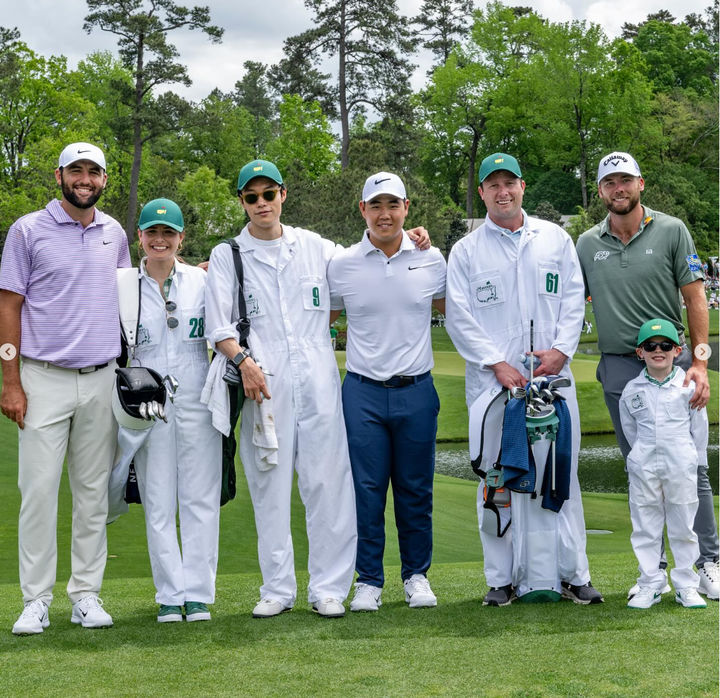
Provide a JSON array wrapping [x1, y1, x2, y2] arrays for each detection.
[[342, 371, 439, 587]]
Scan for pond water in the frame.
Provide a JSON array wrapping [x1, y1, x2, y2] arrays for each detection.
[[435, 427, 719, 494]]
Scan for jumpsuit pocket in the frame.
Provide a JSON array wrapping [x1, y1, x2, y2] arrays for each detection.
[[301, 278, 329, 311], [180, 307, 206, 342], [538, 263, 561, 299]]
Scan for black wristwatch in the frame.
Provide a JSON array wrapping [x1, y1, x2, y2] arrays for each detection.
[[231, 349, 252, 367]]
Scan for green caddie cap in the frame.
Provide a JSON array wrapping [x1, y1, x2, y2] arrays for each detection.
[[138, 198, 184, 232], [237, 159, 283, 191], [636, 318, 680, 346], [478, 152, 522, 183]]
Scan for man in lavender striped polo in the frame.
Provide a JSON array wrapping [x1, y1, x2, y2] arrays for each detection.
[[0, 142, 130, 635]]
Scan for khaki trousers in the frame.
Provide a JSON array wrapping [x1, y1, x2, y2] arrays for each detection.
[[18, 359, 117, 604]]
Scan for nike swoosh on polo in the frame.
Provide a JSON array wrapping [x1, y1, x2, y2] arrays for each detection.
[[374, 177, 390, 184], [103, 241, 112, 245], [408, 263, 436, 270]]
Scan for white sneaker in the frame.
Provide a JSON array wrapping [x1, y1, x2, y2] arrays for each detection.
[[350, 583, 382, 612], [312, 598, 345, 617], [628, 571, 670, 600], [71, 596, 113, 628], [675, 588, 707, 609], [403, 574, 437, 608], [251, 599, 291, 618], [698, 561, 720, 600], [12, 600, 50, 635], [627, 586, 662, 609]]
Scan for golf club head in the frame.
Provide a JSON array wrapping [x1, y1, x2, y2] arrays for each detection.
[[138, 402, 148, 420], [158, 403, 167, 422], [541, 389, 555, 402], [548, 376, 571, 390], [163, 374, 179, 402], [509, 387, 527, 400]]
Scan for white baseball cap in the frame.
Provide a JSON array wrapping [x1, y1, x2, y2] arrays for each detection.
[[362, 172, 407, 202], [597, 151, 641, 183], [58, 142, 107, 171]]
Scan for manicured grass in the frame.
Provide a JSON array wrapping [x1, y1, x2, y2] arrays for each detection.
[[0, 452, 717, 696], [0, 339, 717, 696]]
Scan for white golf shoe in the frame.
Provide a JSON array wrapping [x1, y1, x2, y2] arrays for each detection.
[[312, 598, 345, 617], [627, 586, 662, 610], [404, 574, 437, 608], [12, 600, 50, 635], [71, 596, 113, 628], [675, 588, 707, 609], [350, 583, 382, 612], [628, 570, 670, 600], [252, 599, 291, 618], [697, 561, 719, 600]]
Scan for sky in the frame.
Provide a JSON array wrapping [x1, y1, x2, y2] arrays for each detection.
[[3, 0, 712, 101]]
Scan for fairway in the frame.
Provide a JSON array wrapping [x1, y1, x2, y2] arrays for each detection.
[[0, 338, 718, 696], [0, 462, 717, 697]]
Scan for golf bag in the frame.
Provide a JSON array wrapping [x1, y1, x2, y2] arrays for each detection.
[[469, 377, 582, 601]]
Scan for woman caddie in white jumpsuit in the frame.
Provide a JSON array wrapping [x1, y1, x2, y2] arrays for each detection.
[[446, 214, 591, 591], [205, 224, 357, 609], [133, 261, 221, 607], [619, 367, 708, 591]]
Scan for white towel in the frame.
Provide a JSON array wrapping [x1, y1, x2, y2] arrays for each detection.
[[200, 328, 278, 470], [201, 352, 232, 436], [245, 328, 278, 470], [107, 426, 153, 523]]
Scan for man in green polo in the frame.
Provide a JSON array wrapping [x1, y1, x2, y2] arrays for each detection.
[[576, 151, 718, 601]]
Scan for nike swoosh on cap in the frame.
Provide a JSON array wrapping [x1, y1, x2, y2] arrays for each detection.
[[78, 149, 91, 153], [374, 178, 390, 184]]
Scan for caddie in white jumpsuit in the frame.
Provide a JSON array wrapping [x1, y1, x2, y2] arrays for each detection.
[[619, 319, 708, 608], [446, 153, 602, 605], [205, 160, 357, 618], [126, 199, 221, 622]]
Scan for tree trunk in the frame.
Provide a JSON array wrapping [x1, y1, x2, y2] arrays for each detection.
[[465, 129, 479, 218], [338, 0, 350, 170], [574, 101, 588, 209], [125, 33, 145, 247]]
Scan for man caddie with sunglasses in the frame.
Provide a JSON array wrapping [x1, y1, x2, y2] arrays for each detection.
[[577, 152, 718, 601], [0, 143, 130, 634], [205, 159, 358, 618], [619, 319, 708, 610]]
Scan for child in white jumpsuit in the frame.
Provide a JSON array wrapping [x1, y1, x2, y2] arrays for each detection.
[[620, 318, 708, 610], [131, 199, 222, 622]]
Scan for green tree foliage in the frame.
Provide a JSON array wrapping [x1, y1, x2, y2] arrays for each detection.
[[175, 165, 246, 263], [0, 29, 100, 241], [84, 0, 223, 243], [175, 90, 258, 185], [265, 95, 336, 181], [532, 200, 562, 225], [413, 0, 475, 69], [268, 37, 337, 118], [524, 23, 652, 208], [284, 0, 415, 168]]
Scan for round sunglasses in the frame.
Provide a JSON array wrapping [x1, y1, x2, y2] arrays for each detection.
[[241, 189, 280, 205], [640, 340, 676, 352]]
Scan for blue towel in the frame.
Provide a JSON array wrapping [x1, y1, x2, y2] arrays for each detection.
[[499, 398, 535, 492], [499, 379, 572, 512], [539, 396, 571, 512]]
